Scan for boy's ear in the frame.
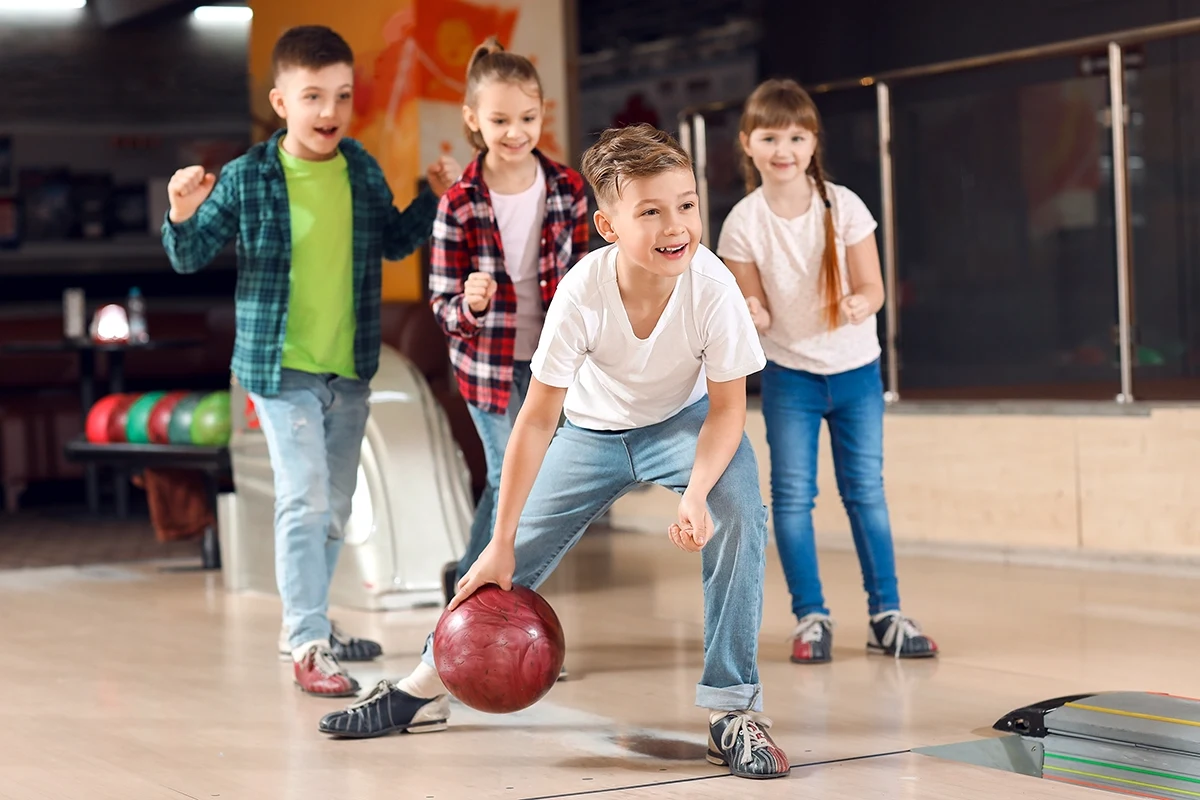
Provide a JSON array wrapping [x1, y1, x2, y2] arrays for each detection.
[[269, 87, 287, 120], [593, 209, 618, 243]]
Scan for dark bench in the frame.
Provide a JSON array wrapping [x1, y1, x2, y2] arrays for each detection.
[[64, 438, 228, 570]]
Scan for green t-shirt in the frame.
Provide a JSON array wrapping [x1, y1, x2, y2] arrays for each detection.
[[278, 143, 357, 378]]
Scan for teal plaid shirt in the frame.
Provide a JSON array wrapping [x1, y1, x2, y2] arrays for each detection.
[[162, 128, 438, 397]]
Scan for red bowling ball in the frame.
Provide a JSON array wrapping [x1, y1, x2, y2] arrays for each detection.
[[85, 394, 127, 443], [433, 584, 565, 714], [147, 390, 189, 444]]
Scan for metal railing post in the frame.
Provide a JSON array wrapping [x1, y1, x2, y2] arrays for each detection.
[[693, 114, 710, 248], [1108, 42, 1135, 403], [877, 81, 900, 403]]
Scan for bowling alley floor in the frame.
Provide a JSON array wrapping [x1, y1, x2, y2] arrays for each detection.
[[3, 529, 1198, 800]]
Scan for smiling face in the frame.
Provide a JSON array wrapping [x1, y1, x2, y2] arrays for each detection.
[[463, 79, 543, 164], [740, 124, 818, 188], [593, 167, 702, 278], [269, 63, 355, 161]]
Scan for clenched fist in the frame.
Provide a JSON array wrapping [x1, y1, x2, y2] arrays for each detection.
[[426, 155, 461, 197], [746, 296, 771, 332], [464, 271, 497, 314], [168, 166, 216, 224], [840, 293, 871, 325]]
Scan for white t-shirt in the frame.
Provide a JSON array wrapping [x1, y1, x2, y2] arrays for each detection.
[[490, 161, 547, 361], [531, 243, 766, 431], [716, 180, 881, 375]]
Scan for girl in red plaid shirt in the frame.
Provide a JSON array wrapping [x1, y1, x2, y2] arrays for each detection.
[[429, 38, 590, 614]]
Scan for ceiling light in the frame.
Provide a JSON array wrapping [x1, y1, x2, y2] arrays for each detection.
[[193, 5, 252, 22], [0, 0, 85, 9]]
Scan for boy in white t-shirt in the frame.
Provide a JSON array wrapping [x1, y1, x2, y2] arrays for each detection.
[[317, 124, 791, 781]]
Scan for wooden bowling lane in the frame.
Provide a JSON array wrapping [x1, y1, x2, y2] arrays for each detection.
[[2, 530, 1200, 799], [582, 752, 1107, 799]]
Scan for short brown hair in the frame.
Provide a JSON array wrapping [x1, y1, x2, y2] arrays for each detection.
[[272, 25, 354, 81], [580, 124, 693, 208]]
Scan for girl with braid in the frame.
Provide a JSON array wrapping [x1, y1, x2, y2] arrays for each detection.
[[717, 79, 938, 664]]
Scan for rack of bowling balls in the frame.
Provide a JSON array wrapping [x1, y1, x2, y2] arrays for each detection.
[[85, 389, 231, 447]]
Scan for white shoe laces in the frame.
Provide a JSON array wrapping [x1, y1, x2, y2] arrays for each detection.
[[719, 712, 775, 767], [790, 612, 833, 644], [308, 645, 347, 678], [347, 679, 394, 711], [873, 611, 924, 659]]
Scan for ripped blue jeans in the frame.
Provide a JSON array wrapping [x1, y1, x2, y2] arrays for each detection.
[[249, 369, 371, 649]]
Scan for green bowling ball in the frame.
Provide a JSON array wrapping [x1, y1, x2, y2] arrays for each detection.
[[124, 390, 166, 444], [190, 390, 231, 446], [167, 393, 205, 444]]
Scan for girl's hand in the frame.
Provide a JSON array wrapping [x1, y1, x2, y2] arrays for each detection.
[[840, 293, 871, 325], [746, 296, 772, 332], [464, 271, 497, 313]]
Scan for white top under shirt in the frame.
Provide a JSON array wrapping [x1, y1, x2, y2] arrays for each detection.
[[531, 243, 766, 431], [716, 181, 881, 374], [490, 161, 547, 361]]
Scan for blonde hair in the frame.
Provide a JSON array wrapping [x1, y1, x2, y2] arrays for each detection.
[[463, 37, 543, 152], [580, 124, 692, 209], [740, 79, 841, 331]]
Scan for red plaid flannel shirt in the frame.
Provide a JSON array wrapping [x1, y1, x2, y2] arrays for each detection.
[[429, 150, 590, 414]]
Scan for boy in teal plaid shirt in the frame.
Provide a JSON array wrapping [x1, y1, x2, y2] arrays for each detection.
[[162, 25, 458, 697]]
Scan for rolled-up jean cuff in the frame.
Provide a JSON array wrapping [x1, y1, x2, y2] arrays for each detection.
[[696, 683, 763, 713], [420, 633, 436, 669]]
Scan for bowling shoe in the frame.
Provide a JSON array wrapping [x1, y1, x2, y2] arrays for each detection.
[[330, 621, 383, 662], [318, 680, 449, 738], [790, 612, 833, 664], [867, 611, 938, 658], [707, 711, 791, 779], [278, 621, 383, 662], [294, 643, 361, 698]]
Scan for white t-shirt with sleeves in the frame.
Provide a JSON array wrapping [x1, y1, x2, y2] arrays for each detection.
[[716, 180, 881, 375], [531, 243, 766, 431]]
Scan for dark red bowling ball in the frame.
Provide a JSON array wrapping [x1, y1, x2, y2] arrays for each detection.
[[105, 393, 140, 443], [433, 584, 565, 714]]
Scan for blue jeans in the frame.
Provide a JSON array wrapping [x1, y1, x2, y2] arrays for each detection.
[[760, 359, 900, 620], [422, 397, 769, 712], [249, 369, 371, 650], [458, 361, 533, 582]]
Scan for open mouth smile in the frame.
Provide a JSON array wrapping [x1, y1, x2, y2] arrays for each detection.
[[656, 243, 688, 259]]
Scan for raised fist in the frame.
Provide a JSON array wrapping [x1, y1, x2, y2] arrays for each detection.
[[464, 271, 497, 314], [167, 166, 216, 223]]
